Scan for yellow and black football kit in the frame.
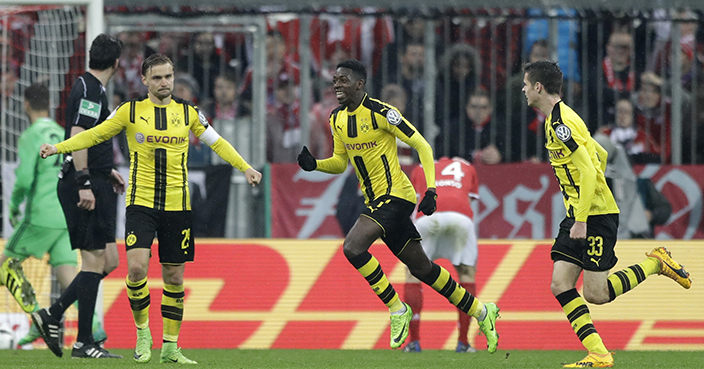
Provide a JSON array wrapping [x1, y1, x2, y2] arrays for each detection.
[[315, 94, 436, 253], [545, 100, 620, 271], [53, 96, 252, 263]]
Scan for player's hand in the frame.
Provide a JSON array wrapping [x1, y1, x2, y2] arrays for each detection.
[[297, 146, 317, 171], [39, 143, 57, 159], [570, 221, 587, 239], [417, 189, 437, 216], [78, 188, 96, 211], [109, 169, 126, 195], [245, 168, 262, 187], [9, 207, 21, 227]]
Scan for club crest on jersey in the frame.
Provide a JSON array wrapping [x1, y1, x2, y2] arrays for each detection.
[[360, 120, 371, 133], [135, 132, 145, 144], [555, 124, 572, 142], [386, 109, 402, 126], [170, 112, 181, 127]]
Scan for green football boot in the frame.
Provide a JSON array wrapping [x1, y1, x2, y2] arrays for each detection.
[[477, 302, 500, 354], [133, 327, 153, 363], [389, 303, 412, 349], [160, 342, 197, 364]]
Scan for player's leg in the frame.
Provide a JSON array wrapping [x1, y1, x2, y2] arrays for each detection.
[[553, 261, 614, 368], [402, 269, 422, 352], [157, 209, 196, 364], [124, 205, 158, 363], [552, 216, 613, 367], [455, 264, 477, 353], [399, 240, 499, 353], [1, 224, 45, 313], [343, 214, 412, 348], [450, 213, 479, 353], [401, 215, 437, 353]]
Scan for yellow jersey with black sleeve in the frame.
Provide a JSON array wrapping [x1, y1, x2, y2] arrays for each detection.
[[315, 94, 435, 205], [544, 100, 619, 222], [54, 96, 252, 211]]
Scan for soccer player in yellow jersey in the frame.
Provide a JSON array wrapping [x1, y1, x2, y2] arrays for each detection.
[[40, 54, 262, 364], [522, 60, 692, 368], [297, 59, 500, 352]]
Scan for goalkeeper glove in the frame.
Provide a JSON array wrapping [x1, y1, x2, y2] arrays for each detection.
[[297, 146, 317, 171], [417, 190, 437, 216]]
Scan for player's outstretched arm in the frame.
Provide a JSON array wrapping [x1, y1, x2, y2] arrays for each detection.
[[244, 168, 262, 187], [39, 143, 57, 158]]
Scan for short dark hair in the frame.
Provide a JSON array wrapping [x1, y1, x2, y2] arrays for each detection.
[[522, 59, 563, 95], [89, 34, 122, 70], [24, 83, 50, 111], [336, 59, 367, 83], [141, 53, 174, 76]]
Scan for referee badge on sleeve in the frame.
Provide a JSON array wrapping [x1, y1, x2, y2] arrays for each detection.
[[386, 109, 402, 126], [555, 124, 572, 142]]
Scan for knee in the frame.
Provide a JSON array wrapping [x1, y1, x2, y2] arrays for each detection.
[[550, 280, 572, 297], [128, 264, 148, 281], [104, 257, 119, 276], [342, 239, 364, 261]]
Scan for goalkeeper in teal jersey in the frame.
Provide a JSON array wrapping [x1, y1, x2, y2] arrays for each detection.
[[0, 84, 81, 346]]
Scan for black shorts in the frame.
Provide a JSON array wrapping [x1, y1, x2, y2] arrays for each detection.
[[58, 171, 116, 251], [551, 214, 619, 271], [124, 205, 194, 264], [361, 195, 421, 255]]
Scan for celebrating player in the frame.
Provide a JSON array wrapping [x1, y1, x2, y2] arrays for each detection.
[[297, 59, 500, 353], [39, 53, 262, 364], [522, 59, 691, 368], [403, 157, 481, 353]]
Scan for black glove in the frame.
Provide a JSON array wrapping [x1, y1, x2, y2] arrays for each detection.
[[297, 146, 317, 171], [417, 190, 437, 216]]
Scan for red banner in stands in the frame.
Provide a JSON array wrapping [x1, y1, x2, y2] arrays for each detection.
[[269, 163, 704, 239]]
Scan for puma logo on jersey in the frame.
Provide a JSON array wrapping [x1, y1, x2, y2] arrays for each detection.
[[140, 116, 150, 124], [345, 141, 378, 151]]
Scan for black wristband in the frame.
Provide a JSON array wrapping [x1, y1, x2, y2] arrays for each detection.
[[75, 169, 92, 190]]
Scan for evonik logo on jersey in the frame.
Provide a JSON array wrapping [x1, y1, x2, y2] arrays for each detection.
[[135, 132, 186, 144], [345, 141, 378, 151]]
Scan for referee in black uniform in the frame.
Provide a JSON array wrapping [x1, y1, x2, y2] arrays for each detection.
[[33, 34, 124, 359]]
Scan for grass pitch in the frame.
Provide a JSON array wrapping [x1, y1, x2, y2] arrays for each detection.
[[0, 348, 700, 368]]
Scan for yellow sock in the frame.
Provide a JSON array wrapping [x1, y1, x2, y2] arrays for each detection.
[[126, 276, 150, 329], [556, 289, 608, 355], [162, 283, 184, 343]]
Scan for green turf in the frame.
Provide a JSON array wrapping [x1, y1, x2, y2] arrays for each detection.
[[0, 348, 701, 368]]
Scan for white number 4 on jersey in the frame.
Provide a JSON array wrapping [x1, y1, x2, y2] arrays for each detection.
[[441, 161, 465, 182]]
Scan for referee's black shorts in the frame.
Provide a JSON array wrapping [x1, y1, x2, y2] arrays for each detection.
[[58, 170, 116, 251], [361, 195, 421, 255]]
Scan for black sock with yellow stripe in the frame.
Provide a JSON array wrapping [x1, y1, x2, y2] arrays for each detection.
[[556, 289, 608, 354], [126, 276, 150, 329], [418, 263, 484, 318], [348, 251, 404, 313], [162, 284, 185, 343], [607, 258, 660, 301]]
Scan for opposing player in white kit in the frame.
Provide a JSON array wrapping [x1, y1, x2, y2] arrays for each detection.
[[403, 157, 480, 353]]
